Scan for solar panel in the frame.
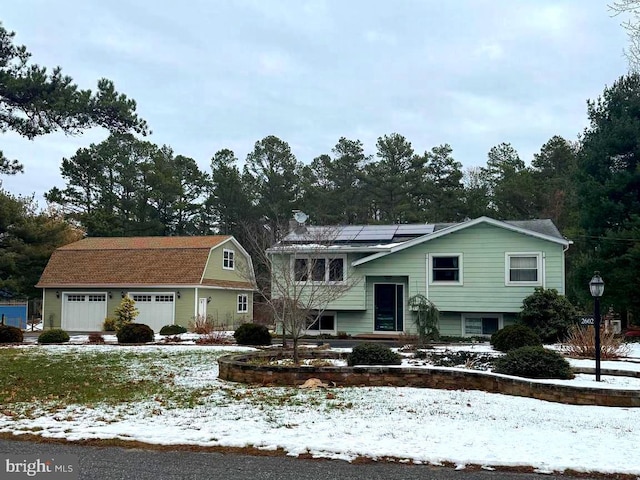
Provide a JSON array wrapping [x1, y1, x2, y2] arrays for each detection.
[[395, 224, 435, 235]]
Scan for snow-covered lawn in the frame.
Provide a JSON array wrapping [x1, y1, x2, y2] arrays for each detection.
[[2, 340, 640, 476]]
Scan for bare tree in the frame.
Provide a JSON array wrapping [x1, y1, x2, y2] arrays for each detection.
[[611, 1, 640, 71], [239, 219, 358, 364]]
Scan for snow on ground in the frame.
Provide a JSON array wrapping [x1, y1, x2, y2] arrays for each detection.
[[2, 341, 640, 476]]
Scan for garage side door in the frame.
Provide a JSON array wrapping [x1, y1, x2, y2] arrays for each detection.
[[62, 294, 107, 331], [131, 294, 175, 332]]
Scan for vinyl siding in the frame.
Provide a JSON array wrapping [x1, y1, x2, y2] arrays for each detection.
[[197, 288, 252, 327], [202, 242, 253, 283]]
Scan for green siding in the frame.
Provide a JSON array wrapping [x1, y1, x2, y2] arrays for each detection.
[[196, 288, 252, 328], [272, 222, 567, 336], [203, 242, 253, 283]]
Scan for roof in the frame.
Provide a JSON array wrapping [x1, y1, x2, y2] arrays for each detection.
[[271, 217, 571, 262], [37, 236, 235, 287]]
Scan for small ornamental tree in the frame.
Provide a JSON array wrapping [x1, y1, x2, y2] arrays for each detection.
[[113, 296, 139, 332], [519, 288, 577, 344]]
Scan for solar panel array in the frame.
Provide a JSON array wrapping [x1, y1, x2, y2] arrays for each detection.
[[285, 224, 435, 243]]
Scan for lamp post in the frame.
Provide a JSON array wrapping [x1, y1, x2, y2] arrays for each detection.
[[589, 272, 605, 382]]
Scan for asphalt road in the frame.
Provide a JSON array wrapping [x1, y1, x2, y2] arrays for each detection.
[[0, 439, 604, 480]]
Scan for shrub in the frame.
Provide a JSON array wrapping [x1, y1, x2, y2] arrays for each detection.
[[189, 315, 215, 334], [103, 317, 116, 331], [347, 342, 402, 366], [38, 328, 70, 344], [88, 333, 105, 344], [159, 324, 187, 335], [233, 323, 271, 346], [490, 324, 541, 352], [493, 346, 574, 379], [114, 296, 139, 332], [519, 288, 577, 344], [0, 325, 23, 343], [563, 325, 630, 359], [116, 323, 154, 344], [196, 331, 233, 345]]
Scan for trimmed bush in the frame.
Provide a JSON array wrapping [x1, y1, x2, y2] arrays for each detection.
[[520, 288, 577, 344], [493, 346, 574, 379], [233, 323, 271, 346], [103, 317, 116, 331], [88, 333, 105, 344], [490, 324, 541, 352], [159, 324, 187, 335], [116, 323, 154, 344], [38, 328, 70, 344], [347, 342, 402, 366], [0, 325, 23, 343]]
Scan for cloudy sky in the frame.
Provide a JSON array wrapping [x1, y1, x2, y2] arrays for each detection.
[[1, 0, 631, 202]]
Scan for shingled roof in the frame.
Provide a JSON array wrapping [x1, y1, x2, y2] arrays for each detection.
[[36, 236, 245, 287]]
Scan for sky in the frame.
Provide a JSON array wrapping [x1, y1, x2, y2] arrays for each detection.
[[0, 1, 632, 203], [1, 341, 640, 476]]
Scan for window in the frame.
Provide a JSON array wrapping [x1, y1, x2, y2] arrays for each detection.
[[463, 314, 501, 336], [237, 294, 248, 313], [155, 295, 174, 302], [132, 294, 152, 302], [88, 295, 106, 302], [66, 295, 85, 302], [306, 313, 336, 333], [506, 253, 541, 285], [429, 254, 462, 284], [223, 249, 235, 270], [293, 256, 345, 283]]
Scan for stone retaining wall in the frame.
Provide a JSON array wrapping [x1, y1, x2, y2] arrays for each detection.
[[217, 350, 640, 407]]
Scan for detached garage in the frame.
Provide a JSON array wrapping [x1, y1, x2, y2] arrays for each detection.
[[37, 236, 255, 332]]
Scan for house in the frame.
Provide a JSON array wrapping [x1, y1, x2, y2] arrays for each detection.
[[267, 216, 571, 337], [37, 236, 255, 332]]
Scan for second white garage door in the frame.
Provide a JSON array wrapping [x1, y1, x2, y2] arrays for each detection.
[[130, 293, 175, 332]]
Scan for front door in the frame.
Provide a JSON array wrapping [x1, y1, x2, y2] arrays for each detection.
[[198, 298, 207, 318], [374, 284, 404, 332]]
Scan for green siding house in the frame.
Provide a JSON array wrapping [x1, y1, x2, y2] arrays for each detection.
[[37, 236, 255, 332], [268, 216, 571, 337]]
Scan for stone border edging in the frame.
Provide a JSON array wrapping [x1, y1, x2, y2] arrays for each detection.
[[218, 350, 640, 407]]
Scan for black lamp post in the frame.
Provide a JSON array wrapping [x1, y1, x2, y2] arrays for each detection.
[[589, 271, 605, 382]]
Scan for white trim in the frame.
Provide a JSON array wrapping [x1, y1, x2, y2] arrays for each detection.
[[428, 253, 463, 286], [194, 287, 199, 318], [237, 293, 249, 314], [504, 252, 543, 287], [41, 284, 254, 292], [222, 248, 235, 270], [304, 311, 337, 335], [353, 217, 571, 267], [461, 313, 503, 337], [291, 254, 347, 285]]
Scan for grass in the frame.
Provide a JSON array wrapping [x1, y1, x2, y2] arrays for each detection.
[[0, 346, 237, 415]]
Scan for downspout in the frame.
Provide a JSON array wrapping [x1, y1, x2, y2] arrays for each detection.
[[561, 244, 570, 295], [194, 287, 199, 318]]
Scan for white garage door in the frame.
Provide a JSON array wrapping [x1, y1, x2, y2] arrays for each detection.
[[62, 293, 107, 331], [130, 293, 175, 332]]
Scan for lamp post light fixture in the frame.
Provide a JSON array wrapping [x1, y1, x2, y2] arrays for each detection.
[[589, 271, 605, 382]]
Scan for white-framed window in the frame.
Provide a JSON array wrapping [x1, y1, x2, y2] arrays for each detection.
[[223, 249, 235, 270], [292, 255, 346, 284], [505, 252, 542, 286], [305, 312, 336, 335], [429, 253, 463, 285], [132, 294, 152, 302], [462, 313, 503, 336], [237, 294, 249, 313]]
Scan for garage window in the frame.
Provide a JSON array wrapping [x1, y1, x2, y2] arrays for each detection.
[[88, 295, 105, 302], [132, 294, 152, 302], [155, 295, 174, 302], [67, 295, 85, 302]]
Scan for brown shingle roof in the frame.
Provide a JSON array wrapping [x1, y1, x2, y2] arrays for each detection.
[[37, 236, 232, 287]]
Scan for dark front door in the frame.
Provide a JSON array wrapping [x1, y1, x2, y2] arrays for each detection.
[[374, 284, 404, 332]]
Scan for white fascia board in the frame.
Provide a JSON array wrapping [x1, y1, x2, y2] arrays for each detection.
[[352, 216, 571, 267], [45, 283, 252, 291]]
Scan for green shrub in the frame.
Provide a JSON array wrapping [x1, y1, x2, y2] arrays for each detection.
[[490, 324, 541, 352], [0, 325, 23, 343], [159, 324, 187, 335], [38, 328, 70, 344], [347, 342, 402, 366], [519, 288, 577, 344], [114, 296, 139, 332], [233, 323, 271, 346], [116, 323, 154, 344], [103, 317, 116, 331], [493, 346, 574, 379]]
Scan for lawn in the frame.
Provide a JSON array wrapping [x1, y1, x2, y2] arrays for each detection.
[[1, 342, 639, 477]]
